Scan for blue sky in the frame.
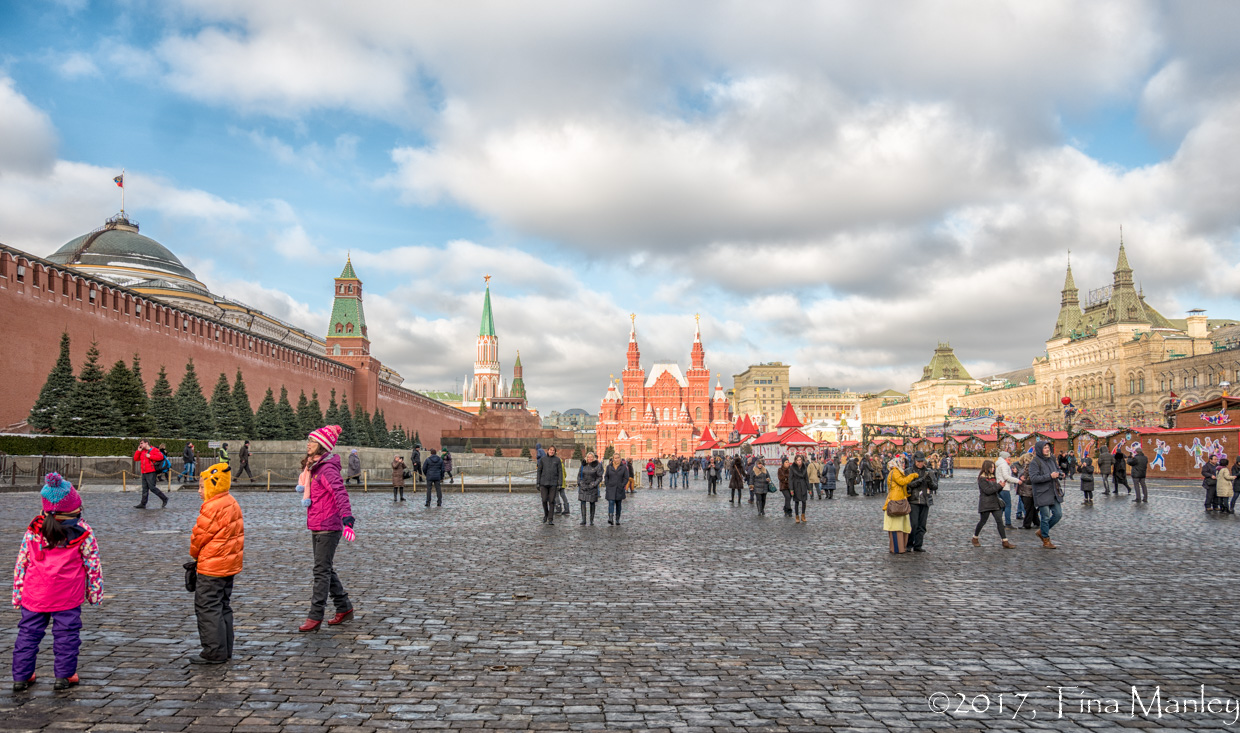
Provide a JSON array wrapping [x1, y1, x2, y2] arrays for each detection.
[[1, 1, 1238, 412]]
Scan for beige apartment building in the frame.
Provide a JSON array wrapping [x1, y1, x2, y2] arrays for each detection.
[[732, 362, 864, 429]]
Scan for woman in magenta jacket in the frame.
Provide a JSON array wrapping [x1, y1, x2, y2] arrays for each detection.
[[296, 426, 356, 633]]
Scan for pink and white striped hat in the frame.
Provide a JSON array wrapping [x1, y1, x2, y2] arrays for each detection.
[[309, 425, 342, 452]]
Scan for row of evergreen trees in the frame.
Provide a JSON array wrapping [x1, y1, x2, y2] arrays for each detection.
[[28, 333, 420, 449]]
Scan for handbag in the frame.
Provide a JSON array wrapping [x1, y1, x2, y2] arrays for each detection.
[[885, 499, 911, 517], [403, 469, 412, 480], [183, 561, 198, 592]]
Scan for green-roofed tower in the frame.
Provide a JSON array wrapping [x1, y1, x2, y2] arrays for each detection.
[[511, 351, 527, 403], [1050, 256, 1084, 340], [921, 342, 972, 382], [326, 255, 369, 357], [471, 275, 502, 403]]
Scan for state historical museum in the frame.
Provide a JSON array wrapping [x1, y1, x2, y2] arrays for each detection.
[[595, 316, 733, 460]]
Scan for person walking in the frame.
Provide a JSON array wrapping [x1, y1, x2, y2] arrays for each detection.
[[995, 451, 1018, 528], [844, 455, 859, 496], [806, 456, 821, 500], [705, 456, 720, 495], [1065, 451, 1077, 480], [178, 442, 197, 481], [728, 456, 745, 504], [421, 449, 445, 507], [906, 452, 937, 553], [1079, 455, 1095, 505], [133, 439, 169, 509], [751, 461, 772, 515], [883, 456, 918, 554], [238, 441, 254, 483], [297, 425, 356, 632], [604, 453, 630, 525], [443, 450, 454, 483], [345, 449, 362, 486], [680, 457, 690, 489], [556, 454, 571, 516], [667, 456, 680, 489], [188, 463, 244, 664], [577, 451, 603, 525], [1127, 447, 1149, 503], [859, 457, 874, 497], [1098, 448, 1114, 494], [1016, 453, 1037, 530], [777, 458, 793, 517], [410, 446, 423, 486], [645, 459, 656, 489], [1202, 454, 1219, 512], [1029, 440, 1065, 549], [391, 455, 407, 501], [654, 457, 666, 489], [11, 474, 103, 691], [537, 446, 563, 525], [1112, 448, 1130, 495], [822, 456, 838, 499], [971, 460, 1016, 549], [693, 457, 701, 480], [1216, 458, 1234, 514], [790, 455, 810, 523]]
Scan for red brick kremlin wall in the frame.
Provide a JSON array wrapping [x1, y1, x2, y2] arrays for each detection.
[[0, 245, 471, 447]]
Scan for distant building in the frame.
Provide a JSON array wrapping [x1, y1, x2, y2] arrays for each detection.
[[543, 408, 598, 432], [732, 362, 864, 430]]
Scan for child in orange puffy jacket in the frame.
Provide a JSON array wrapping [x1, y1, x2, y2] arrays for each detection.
[[189, 463, 244, 665]]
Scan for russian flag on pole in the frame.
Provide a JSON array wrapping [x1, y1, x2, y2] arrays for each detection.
[[113, 174, 124, 188]]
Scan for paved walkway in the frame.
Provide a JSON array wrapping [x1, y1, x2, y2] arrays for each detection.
[[0, 476, 1237, 731]]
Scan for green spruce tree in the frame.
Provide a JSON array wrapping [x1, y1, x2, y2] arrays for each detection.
[[571, 445, 583, 461], [176, 359, 214, 439], [306, 390, 324, 431], [127, 354, 155, 435], [295, 390, 310, 434], [371, 409, 390, 448], [353, 401, 373, 446], [520, 446, 531, 458], [464, 438, 474, 454], [390, 424, 407, 449], [150, 365, 182, 438], [232, 370, 256, 438], [324, 389, 339, 428], [210, 373, 244, 440], [106, 360, 152, 437], [254, 388, 282, 440], [603, 445, 615, 460], [28, 332, 75, 432], [412, 431, 421, 450], [276, 386, 301, 440], [494, 447, 504, 457], [338, 393, 356, 445], [56, 342, 118, 436]]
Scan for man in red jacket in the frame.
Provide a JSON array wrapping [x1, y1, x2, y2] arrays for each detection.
[[134, 439, 170, 509]]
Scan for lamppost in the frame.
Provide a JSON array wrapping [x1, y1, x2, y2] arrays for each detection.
[[1062, 396, 1078, 455]]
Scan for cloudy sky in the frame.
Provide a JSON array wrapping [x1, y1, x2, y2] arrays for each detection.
[[2, 1, 1239, 412]]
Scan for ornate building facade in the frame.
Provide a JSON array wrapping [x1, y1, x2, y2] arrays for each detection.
[[595, 317, 733, 460], [864, 240, 1239, 431]]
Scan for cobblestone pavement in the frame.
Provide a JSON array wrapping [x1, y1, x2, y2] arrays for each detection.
[[0, 475, 1237, 732]]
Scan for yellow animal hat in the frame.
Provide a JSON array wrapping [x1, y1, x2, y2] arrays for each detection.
[[201, 462, 232, 500]]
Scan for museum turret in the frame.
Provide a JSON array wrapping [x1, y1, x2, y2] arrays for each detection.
[[1050, 258, 1084, 340]]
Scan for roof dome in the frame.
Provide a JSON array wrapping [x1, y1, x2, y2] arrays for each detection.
[[47, 215, 208, 294]]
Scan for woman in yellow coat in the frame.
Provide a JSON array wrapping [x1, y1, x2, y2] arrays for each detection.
[[883, 455, 919, 554]]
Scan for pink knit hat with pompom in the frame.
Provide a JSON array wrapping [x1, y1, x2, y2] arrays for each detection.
[[309, 425, 342, 452], [41, 472, 82, 513]]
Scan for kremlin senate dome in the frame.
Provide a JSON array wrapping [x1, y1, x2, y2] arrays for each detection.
[[47, 214, 209, 297]]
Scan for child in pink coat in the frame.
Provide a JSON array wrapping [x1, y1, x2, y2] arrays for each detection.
[[11, 473, 103, 692]]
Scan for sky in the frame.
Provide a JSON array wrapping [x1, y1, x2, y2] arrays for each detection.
[[1, 1, 1239, 413]]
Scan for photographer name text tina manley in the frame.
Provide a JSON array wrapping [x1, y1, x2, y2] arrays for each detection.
[[928, 685, 1240, 723]]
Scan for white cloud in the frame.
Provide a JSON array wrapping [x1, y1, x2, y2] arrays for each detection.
[[0, 75, 57, 175], [56, 52, 101, 79]]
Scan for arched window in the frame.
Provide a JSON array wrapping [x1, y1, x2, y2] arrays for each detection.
[[645, 439, 652, 450], [346, 323, 354, 333], [663, 408, 670, 421], [681, 439, 688, 452], [333, 344, 341, 355], [335, 323, 343, 333], [630, 407, 637, 421], [695, 407, 702, 420]]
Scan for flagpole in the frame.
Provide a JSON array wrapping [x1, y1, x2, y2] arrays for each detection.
[[121, 168, 125, 215]]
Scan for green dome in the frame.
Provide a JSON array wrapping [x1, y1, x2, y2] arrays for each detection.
[[48, 217, 199, 282]]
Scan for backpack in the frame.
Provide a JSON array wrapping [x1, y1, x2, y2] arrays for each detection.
[[159, 457, 171, 473]]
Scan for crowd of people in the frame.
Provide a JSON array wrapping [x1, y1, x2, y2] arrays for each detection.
[[12, 427, 1232, 692]]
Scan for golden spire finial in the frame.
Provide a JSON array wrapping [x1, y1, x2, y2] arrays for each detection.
[[484, 274, 491, 285], [695, 313, 700, 323], [630, 313, 636, 324]]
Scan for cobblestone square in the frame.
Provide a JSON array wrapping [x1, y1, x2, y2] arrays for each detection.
[[1, 476, 1237, 731]]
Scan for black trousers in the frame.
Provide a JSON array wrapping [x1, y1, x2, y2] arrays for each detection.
[[239, 461, 253, 480], [195, 574, 235, 661], [756, 493, 767, 513], [846, 477, 857, 495], [781, 489, 792, 513], [707, 477, 717, 494], [1021, 496, 1037, 528], [1132, 477, 1148, 501], [393, 485, 405, 500], [308, 531, 351, 622], [973, 510, 1006, 540], [539, 485, 557, 519], [909, 503, 930, 550], [730, 484, 743, 502], [425, 479, 442, 506], [139, 471, 167, 507]]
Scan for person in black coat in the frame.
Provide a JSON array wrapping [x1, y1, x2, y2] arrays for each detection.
[[1112, 449, 1131, 494], [577, 452, 604, 525], [604, 455, 630, 525], [728, 456, 745, 504], [1126, 448, 1149, 503], [1079, 456, 1095, 505], [790, 455, 810, 523], [421, 449, 445, 507], [972, 460, 1015, 548], [536, 446, 564, 525], [843, 456, 859, 496]]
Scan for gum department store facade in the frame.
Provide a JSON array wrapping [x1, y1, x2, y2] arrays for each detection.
[[864, 241, 1240, 431]]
